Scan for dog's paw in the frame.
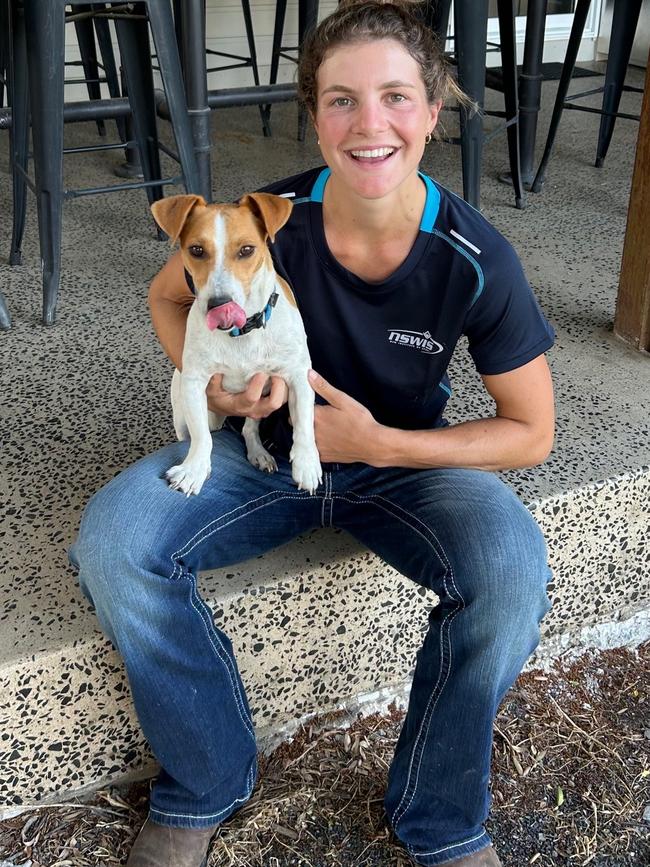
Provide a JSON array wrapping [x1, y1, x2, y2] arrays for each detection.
[[166, 460, 211, 497], [247, 445, 278, 475], [290, 447, 322, 494]]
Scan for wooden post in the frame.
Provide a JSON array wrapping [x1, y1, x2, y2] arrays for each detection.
[[614, 51, 650, 353]]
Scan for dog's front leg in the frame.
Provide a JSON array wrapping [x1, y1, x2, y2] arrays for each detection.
[[166, 373, 214, 496], [287, 372, 322, 494], [171, 368, 225, 441], [242, 418, 278, 474]]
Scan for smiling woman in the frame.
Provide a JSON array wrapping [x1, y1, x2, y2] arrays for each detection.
[[71, 3, 556, 867]]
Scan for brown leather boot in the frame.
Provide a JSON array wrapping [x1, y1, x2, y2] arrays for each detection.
[[445, 846, 503, 866], [126, 818, 220, 867]]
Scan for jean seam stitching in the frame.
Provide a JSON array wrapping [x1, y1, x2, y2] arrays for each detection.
[[168, 491, 316, 739], [371, 493, 465, 830], [170, 491, 311, 579], [149, 765, 256, 822], [327, 472, 334, 527], [412, 829, 489, 858], [187, 571, 256, 739], [333, 492, 465, 831]]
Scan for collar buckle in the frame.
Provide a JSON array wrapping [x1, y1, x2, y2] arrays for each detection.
[[229, 291, 279, 338]]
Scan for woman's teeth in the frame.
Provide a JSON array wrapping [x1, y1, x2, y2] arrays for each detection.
[[350, 147, 395, 160]]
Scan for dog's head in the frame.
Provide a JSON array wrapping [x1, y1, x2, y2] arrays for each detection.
[[151, 193, 292, 330]]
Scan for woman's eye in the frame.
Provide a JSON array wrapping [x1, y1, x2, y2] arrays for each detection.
[[238, 245, 255, 258], [189, 245, 204, 258], [333, 97, 353, 107], [388, 93, 407, 103]]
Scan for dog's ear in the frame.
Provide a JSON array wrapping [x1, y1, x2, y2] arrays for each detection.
[[238, 193, 293, 243], [151, 195, 207, 244]]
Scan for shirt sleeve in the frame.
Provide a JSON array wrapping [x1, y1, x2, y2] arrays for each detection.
[[463, 240, 555, 375]]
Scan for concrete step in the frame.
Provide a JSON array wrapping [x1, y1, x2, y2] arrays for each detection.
[[2, 466, 648, 809]]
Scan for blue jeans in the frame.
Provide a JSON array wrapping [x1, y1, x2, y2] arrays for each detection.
[[70, 429, 551, 866]]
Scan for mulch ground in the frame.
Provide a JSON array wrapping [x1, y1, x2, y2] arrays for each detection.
[[1, 645, 649, 867]]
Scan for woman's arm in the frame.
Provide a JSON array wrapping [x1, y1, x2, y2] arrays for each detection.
[[309, 354, 555, 471], [148, 250, 193, 370], [148, 251, 288, 417]]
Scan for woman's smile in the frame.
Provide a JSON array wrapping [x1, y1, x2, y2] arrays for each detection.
[[346, 145, 399, 165]]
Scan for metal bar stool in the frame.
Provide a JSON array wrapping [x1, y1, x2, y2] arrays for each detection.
[[426, 0, 525, 209], [532, 0, 644, 192], [8, 0, 201, 326]]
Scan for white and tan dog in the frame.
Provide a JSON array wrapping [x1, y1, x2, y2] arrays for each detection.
[[151, 193, 322, 497]]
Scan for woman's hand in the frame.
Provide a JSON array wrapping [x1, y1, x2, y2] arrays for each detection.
[[308, 370, 382, 464], [207, 372, 288, 419]]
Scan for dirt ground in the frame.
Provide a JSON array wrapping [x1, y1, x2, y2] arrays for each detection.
[[1, 645, 649, 867]]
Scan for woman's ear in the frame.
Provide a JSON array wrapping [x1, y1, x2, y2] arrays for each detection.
[[428, 100, 443, 135]]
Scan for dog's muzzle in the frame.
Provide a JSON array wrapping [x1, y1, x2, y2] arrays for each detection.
[[205, 297, 247, 331]]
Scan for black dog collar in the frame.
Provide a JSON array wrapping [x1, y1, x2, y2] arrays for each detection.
[[228, 291, 279, 338]]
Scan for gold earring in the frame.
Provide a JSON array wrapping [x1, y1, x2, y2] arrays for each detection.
[[425, 133, 432, 145]]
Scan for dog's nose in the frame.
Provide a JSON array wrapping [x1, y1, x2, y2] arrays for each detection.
[[207, 295, 232, 310]]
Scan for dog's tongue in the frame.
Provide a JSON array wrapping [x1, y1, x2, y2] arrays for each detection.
[[206, 301, 247, 331]]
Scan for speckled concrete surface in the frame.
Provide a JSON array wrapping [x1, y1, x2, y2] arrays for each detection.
[[1, 65, 649, 804]]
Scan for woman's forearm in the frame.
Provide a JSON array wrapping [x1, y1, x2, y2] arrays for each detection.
[[368, 415, 554, 472]]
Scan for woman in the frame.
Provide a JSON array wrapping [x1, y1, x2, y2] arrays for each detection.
[[71, 2, 555, 865]]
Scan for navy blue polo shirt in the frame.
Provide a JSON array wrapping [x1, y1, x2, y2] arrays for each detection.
[[188, 166, 554, 456]]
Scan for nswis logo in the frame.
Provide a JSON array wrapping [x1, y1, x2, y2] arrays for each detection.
[[387, 329, 444, 355]]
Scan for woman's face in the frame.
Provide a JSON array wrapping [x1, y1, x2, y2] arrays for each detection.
[[313, 39, 441, 202]]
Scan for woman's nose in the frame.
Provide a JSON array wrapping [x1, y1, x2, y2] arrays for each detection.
[[351, 99, 388, 136]]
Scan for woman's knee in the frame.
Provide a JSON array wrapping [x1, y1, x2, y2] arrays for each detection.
[[70, 461, 169, 608], [447, 490, 552, 629]]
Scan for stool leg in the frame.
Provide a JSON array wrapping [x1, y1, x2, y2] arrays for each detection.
[[114, 5, 164, 204], [0, 0, 7, 108], [264, 0, 288, 131], [595, 0, 642, 168], [498, 0, 525, 209], [74, 6, 106, 136], [240, 0, 271, 137], [9, 0, 29, 267], [148, 0, 202, 196], [92, 3, 126, 139], [531, 0, 590, 193], [454, 0, 488, 208], [179, 0, 211, 200], [24, 0, 65, 325], [172, 0, 185, 72], [518, 0, 548, 186]]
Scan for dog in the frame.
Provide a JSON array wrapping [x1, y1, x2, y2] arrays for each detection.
[[151, 192, 322, 497]]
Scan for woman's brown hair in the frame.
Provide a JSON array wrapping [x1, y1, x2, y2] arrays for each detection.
[[297, 0, 474, 136]]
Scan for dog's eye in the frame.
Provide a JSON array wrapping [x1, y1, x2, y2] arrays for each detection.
[[238, 245, 255, 259], [189, 245, 204, 258]]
